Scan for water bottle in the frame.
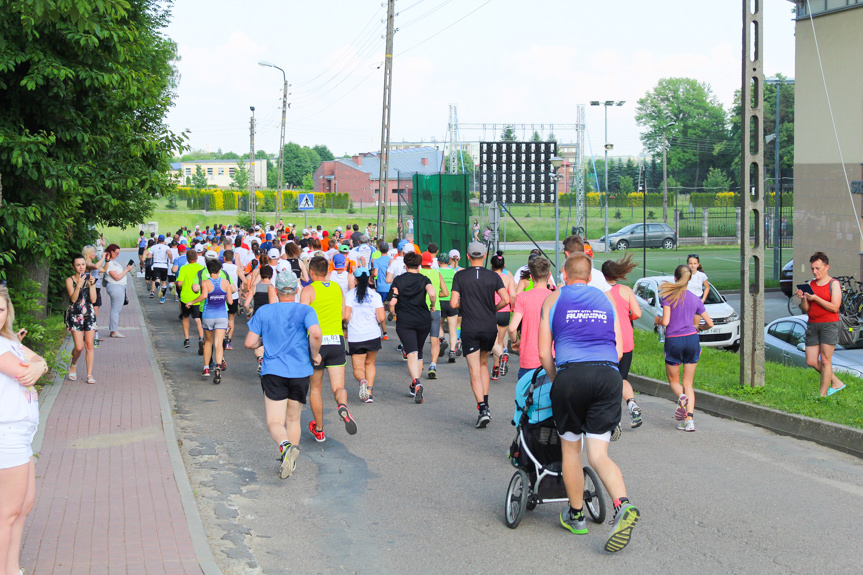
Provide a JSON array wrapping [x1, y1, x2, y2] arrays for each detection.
[[657, 324, 666, 343]]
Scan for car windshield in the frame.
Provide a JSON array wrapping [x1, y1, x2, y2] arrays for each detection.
[[615, 224, 638, 234], [705, 284, 723, 304]]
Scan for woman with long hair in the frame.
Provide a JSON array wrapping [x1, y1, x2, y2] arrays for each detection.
[[654, 265, 714, 432], [686, 254, 710, 303], [187, 258, 234, 384], [0, 286, 46, 575], [344, 267, 385, 403], [66, 254, 98, 383], [102, 244, 134, 339], [490, 251, 516, 380], [82, 245, 105, 343], [284, 241, 309, 284], [602, 255, 644, 428]]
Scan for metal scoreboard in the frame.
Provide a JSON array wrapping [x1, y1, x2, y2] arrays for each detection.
[[479, 141, 558, 204]]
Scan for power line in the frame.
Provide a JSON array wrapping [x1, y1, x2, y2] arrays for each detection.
[[397, 0, 495, 57]]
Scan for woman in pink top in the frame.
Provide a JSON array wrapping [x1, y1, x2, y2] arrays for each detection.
[[490, 252, 516, 380], [508, 256, 554, 380], [602, 255, 644, 429]]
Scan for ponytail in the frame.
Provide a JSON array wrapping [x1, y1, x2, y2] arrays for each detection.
[[659, 265, 691, 307]]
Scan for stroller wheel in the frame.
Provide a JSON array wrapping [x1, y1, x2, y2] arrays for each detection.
[[526, 496, 537, 511], [583, 466, 607, 523], [504, 470, 529, 528]]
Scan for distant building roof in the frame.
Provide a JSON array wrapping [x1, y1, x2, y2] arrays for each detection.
[[170, 162, 182, 170], [337, 146, 442, 179]]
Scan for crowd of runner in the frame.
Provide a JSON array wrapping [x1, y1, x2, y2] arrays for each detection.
[[125, 218, 725, 554]]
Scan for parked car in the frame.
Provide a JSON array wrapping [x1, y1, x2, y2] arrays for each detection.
[[764, 315, 863, 377], [599, 223, 677, 251], [632, 276, 740, 351], [780, 259, 794, 298]]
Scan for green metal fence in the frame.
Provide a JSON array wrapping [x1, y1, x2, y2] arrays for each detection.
[[413, 174, 471, 254]]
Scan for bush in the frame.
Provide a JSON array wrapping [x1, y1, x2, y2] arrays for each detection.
[[613, 209, 622, 220], [8, 279, 70, 381]]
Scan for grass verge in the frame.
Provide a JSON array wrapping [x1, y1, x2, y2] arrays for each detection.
[[630, 330, 863, 429]]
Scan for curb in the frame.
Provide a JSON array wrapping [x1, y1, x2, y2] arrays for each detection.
[[32, 335, 74, 455], [629, 373, 863, 459], [131, 274, 224, 575]]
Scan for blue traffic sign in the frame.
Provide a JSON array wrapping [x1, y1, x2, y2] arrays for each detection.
[[298, 193, 314, 211]]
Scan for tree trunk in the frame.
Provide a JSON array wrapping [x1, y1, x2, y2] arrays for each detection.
[[22, 263, 51, 320]]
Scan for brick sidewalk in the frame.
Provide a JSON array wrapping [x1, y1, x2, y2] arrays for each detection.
[[20, 260, 214, 575]]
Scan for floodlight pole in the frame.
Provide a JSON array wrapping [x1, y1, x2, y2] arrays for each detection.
[[550, 156, 564, 271], [591, 100, 624, 251]]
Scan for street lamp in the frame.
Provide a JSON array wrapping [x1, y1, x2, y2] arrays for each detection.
[[550, 155, 563, 271], [591, 100, 625, 252], [258, 60, 288, 220], [662, 121, 676, 225]]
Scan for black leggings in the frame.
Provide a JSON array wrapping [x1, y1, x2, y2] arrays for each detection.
[[396, 324, 431, 361]]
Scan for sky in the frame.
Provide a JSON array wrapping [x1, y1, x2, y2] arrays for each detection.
[[164, 0, 797, 160]]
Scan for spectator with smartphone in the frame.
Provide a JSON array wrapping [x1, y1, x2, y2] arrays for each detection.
[[65, 254, 98, 383], [102, 244, 134, 340], [797, 252, 846, 396]]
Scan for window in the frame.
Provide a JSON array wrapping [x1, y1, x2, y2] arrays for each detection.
[[644, 285, 658, 308], [767, 322, 795, 344], [207, 168, 213, 177], [185, 168, 191, 175], [229, 168, 235, 176], [218, 168, 224, 176], [788, 323, 807, 347]]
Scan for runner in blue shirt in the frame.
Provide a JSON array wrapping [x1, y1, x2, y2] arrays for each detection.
[[372, 241, 392, 340]]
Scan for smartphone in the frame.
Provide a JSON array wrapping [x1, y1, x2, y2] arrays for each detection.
[[797, 283, 814, 295], [128, 259, 135, 267]]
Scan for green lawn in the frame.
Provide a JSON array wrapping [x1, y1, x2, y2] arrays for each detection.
[[630, 330, 863, 429]]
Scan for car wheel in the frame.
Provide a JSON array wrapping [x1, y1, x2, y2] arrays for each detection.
[[662, 238, 675, 249], [616, 239, 629, 251], [725, 342, 740, 353]]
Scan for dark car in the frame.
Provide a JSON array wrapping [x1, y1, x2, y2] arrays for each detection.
[[599, 222, 677, 251], [780, 260, 793, 298]]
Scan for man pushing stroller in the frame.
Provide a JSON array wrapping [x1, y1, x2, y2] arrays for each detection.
[[537, 253, 640, 552]]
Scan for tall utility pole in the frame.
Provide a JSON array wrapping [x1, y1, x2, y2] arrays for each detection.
[[740, 0, 765, 387], [448, 104, 459, 174], [662, 125, 670, 223], [574, 104, 586, 235], [590, 100, 624, 251], [249, 106, 256, 226], [376, 0, 395, 241], [258, 60, 289, 222]]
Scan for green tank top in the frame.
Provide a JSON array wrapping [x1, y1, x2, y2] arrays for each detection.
[[437, 267, 456, 302], [420, 269, 441, 308], [311, 281, 344, 337]]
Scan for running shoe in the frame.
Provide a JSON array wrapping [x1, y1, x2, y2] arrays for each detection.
[[174, 296, 179, 302], [387, 312, 394, 322], [414, 382, 424, 404], [365, 390, 374, 403], [198, 338, 204, 356], [455, 339, 462, 357], [500, 352, 509, 376], [382, 333, 389, 341], [604, 503, 640, 553], [337, 404, 357, 435], [160, 296, 165, 304], [401, 347, 408, 361], [308, 420, 326, 442], [491, 366, 500, 381], [279, 444, 299, 479], [183, 338, 190, 349], [677, 419, 695, 432], [560, 510, 588, 535], [611, 423, 622, 442], [674, 394, 689, 421], [428, 365, 437, 379], [475, 406, 491, 429], [219, 359, 227, 371], [225, 341, 232, 351], [213, 367, 221, 385], [409, 379, 417, 397], [448, 350, 456, 364], [630, 404, 643, 429], [439, 338, 448, 353], [201, 367, 210, 378], [358, 379, 371, 402], [150, 292, 154, 299]]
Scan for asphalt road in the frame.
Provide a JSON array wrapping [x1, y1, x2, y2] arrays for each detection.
[[136, 280, 862, 575]]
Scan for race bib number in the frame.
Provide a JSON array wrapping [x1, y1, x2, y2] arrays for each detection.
[[322, 335, 342, 345]]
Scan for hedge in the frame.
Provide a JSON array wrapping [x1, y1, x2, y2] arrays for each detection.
[[173, 187, 351, 211], [560, 192, 676, 208], [685, 192, 794, 208]]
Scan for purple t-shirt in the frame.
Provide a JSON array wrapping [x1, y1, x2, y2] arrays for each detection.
[[661, 290, 706, 337]]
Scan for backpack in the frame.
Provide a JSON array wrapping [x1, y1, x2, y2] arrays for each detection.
[[512, 368, 553, 426]]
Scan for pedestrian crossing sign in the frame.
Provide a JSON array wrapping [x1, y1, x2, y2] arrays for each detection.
[[298, 193, 314, 211]]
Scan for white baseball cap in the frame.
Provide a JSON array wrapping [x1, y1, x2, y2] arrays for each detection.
[[267, 248, 280, 259], [404, 243, 416, 253], [194, 244, 205, 253], [448, 249, 460, 260]]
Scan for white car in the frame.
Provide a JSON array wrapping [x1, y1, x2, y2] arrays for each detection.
[[764, 315, 863, 378], [631, 276, 741, 351]]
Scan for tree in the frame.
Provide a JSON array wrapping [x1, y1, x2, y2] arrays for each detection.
[[282, 142, 321, 188], [230, 161, 249, 190], [302, 174, 314, 190], [0, 0, 184, 305], [702, 167, 732, 192], [313, 144, 335, 162], [531, 131, 542, 142], [220, 151, 240, 160], [444, 151, 476, 175], [500, 125, 517, 141], [619, 175, 635, 196], [192, 164, 208, 189]]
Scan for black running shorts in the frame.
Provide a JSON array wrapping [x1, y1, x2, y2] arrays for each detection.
[[179, 301, 202, 319], [315, 336, 347, 370], [348, 338, 382, 355], [439, 300, 458, 318], [618, 350, 633, 380], [227, 300, 238, 315], [550, 362, 622, 437], [461, 331, 496, 356], [496, 311, 510, 327], [152, 267, 168, 282], [396, 325, 430, 360], [261, 374, 310, 402]]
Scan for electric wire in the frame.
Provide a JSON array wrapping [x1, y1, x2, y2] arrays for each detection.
[[396, 0, 494, 57]]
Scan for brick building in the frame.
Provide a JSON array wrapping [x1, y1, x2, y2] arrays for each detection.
[[313, 146, 443, 207]]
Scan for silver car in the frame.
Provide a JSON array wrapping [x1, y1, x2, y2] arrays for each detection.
[[764, 315, 863, 378], [599, 223, 677, 251], [632, 276, 741, 351]]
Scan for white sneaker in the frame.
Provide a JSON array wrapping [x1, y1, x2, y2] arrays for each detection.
[[677, 419, 695, 432]]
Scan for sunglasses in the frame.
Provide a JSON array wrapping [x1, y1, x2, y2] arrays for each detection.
[[687, 254, 699, 260]]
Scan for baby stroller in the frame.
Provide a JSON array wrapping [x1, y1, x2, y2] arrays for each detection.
[[504, 368, 606, 528]]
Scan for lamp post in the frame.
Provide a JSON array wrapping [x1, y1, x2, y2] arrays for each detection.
[[550, 156, 564, 271], [258, 60, 288, 220], [662, 121, 676, 225], [591, 100, 625, 252]]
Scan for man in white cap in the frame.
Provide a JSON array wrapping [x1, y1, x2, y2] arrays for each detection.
[[268, 248, 290, 274], [246, 270, 322, 479], [450, 241, 510, 428]]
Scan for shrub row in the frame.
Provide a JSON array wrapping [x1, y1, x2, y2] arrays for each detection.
[[173, 188, 351, 212]]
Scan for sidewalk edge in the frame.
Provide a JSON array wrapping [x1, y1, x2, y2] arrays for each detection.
[[629, 373, 863, 459], [134, 286, 224, 575], [32, 335, 74, 455]]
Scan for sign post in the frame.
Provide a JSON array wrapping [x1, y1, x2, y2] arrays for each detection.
[[299, 193, 314, 230]]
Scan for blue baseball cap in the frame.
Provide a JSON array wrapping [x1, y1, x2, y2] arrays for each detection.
[[397, 239, 408, 251], [333, 254, 347, 269], [158, 234, 165, 241], [353, 266, 369, 278]]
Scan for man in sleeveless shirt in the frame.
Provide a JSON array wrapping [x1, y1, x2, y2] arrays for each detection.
[[538, 253, 639, 552], [300, 256, 357, 441]]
